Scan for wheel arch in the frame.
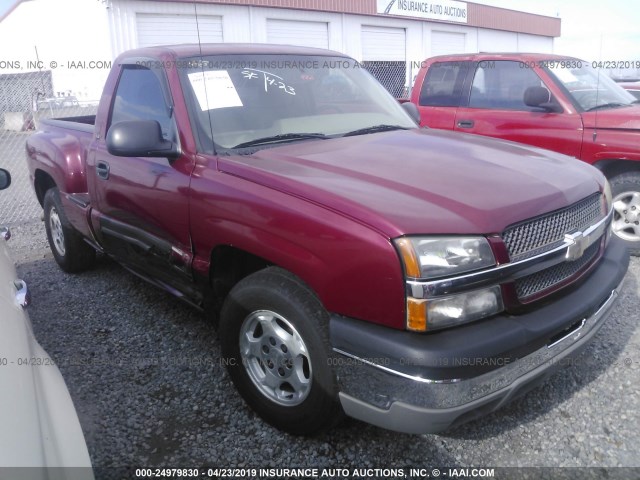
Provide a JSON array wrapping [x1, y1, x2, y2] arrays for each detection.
[[592, 159, 640, 179], [34, 169, 57, 206], [209, 244, 273, 305]]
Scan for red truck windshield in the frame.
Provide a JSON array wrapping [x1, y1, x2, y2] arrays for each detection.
[[178, 55, 416, 152], [545, 62, 636, 111]]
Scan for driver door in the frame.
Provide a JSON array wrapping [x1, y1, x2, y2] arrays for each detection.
[[453, 60, 583, 158], [88, 64, 196, 296]]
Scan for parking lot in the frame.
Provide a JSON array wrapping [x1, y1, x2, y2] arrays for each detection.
[[1, 121, 639, 479], [3, 209, 640, 474]]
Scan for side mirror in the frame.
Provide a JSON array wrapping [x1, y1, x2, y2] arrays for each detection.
[[401, 102, 421, 125], [106, 120, 180, 159], [0, 169, 11, 190], [524, 86, 562, 113]]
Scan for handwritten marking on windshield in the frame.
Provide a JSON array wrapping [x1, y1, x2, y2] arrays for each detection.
[[242, 69, 296, 96]]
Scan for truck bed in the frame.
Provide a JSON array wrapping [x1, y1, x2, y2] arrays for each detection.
[[40, 115, 96, 134]]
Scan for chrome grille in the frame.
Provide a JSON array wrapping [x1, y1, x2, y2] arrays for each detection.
[[503, 193, 603, 261], [515, 241, 600, 299], [503, 193, 605, 302]]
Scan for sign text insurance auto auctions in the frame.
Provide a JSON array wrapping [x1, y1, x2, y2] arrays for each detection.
[[377, 0, 468, 24]]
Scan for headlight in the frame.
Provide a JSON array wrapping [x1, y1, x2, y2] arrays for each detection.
[[424, 286, 503, 330], [396, 236, 502, 332], [603, 179, 612, 213], [395, 236, 496, 279], [602, 180, 613, 247], [406, 286, 504, 332]]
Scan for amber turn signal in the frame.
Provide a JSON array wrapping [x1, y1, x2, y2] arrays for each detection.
[[406, 297, 428, 332], [395, 238, 421, 278]]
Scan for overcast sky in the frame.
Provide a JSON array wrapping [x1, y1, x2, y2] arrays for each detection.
[[1, 0, 637, 62], [0, 0, 13, 17], [475, 0, 639, 61]]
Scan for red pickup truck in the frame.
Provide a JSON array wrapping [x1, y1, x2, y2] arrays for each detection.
[[26, 44, 628, 435], [410, 53, 640, 253]]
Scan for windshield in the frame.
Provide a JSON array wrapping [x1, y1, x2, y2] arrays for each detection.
[[178, 55, 416, 152], [545, 62, 636, 111]]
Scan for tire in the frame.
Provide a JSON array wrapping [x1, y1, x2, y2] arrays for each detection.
[[610, 172, 640, 256], [43, 188, 96, 272], [219, 267, 343, 435]]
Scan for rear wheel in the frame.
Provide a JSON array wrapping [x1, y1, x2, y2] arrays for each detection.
[[43, 188, 96, 272], [610, 172, 640, 256], [219, 267, 343, 435]]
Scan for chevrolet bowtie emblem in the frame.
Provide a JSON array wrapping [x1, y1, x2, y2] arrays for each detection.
[[565, 231, 588, 262]]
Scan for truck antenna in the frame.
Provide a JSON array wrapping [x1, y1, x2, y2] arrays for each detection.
[[194, 2, 217, 154], [33, 46, 49, 107], [593, 33, 603, 142]]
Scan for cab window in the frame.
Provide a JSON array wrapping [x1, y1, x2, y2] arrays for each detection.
[[469, 61, 545, 110], [109, 66, 176, 141], [419, 62, 469, 107]]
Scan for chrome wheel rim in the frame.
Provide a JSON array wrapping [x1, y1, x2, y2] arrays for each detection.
[[239, 310, 312, 406], [612, 191, 640, 242], [49, 206, 66, 256]]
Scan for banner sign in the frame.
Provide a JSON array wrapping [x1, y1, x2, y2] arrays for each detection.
[[377, 0, 468, 24]]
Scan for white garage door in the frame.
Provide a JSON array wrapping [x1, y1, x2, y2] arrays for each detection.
[[517, 33, 553, 53], [266, 19, 329, 49], [362, 25, 406, 61], [431, 31, 466, 56], [136, 13, 223, 48], [361, 26, 407, 98]]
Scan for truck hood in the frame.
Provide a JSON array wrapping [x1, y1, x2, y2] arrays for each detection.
[[581, 104, 640, 130], [218, 129, 603, 237]]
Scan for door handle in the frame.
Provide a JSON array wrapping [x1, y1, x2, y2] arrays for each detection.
[[96, 161, 110, 180], [457, 120, 474, 128]]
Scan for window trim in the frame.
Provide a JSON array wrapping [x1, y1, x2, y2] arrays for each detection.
[[467, 60, 558, 112], [107, 60, 177, 136], [418, 61, 471, 108]]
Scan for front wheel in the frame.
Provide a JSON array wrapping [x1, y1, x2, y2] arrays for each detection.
[[219, 267, 343, 435], [43, 188, 96, 272], [610, 172, 640, 255]]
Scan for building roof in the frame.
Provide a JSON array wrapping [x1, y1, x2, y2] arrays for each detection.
[[2, 0, 561, 37]]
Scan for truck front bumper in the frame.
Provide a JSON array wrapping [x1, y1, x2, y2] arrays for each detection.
[[330, 236, 629, 434]]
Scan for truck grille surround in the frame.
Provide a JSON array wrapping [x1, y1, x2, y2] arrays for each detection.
[[503, 193, 604, 301]]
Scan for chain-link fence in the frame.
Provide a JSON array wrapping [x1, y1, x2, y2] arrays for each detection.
[[362, 61, 415, 98], [0, 70, 98, 226]]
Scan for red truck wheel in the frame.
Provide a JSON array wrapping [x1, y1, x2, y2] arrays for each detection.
[[611, 172, 640, 255], [219, 267, 343, 435], [43, 188, 96, 273]]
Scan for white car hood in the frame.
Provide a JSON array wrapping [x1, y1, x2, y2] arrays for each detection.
[[0, 239, 92, 475]]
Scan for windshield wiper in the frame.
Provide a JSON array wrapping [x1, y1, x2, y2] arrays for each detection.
[[342, 124, 409, 137], [232, 133, 330, 149], [585, 102, 630, 112]]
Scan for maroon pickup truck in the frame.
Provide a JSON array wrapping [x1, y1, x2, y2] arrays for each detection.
[[409, 53, 640, 254], [26, 44, 628, 435]]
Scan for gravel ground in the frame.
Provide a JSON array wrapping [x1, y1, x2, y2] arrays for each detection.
[[5, 218, 640, 478]]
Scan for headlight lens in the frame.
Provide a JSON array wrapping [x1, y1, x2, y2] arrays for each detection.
[[426, 286, 504, 330], [406, 287, 504, 332], [397, 236, 502, 332], [395, 236, 496, 279], [603, 179, 612, 213], [602, 180, 613, 247]]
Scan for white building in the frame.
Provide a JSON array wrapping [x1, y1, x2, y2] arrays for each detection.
[[0, 0, 560, 106]]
